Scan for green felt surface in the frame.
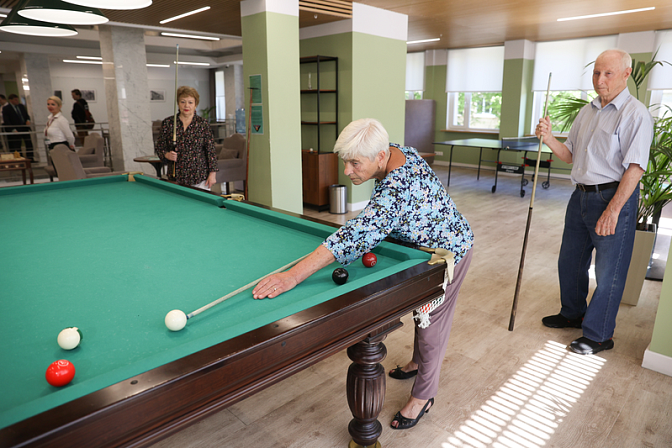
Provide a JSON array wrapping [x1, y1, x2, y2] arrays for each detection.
[[0, 175, 428, 429]]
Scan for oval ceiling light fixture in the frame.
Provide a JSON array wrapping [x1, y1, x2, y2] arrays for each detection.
[[62, 0, 152, 9], [18, 0, 109, 25], [0, 7, 78, 36]]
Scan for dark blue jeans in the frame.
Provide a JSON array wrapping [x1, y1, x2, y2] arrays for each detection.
[[558, 186, 638, 342]]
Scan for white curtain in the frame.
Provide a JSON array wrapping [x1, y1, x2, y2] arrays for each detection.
[[532, 35, 618, 91], [406, 52, 425, 91], [446, 46, 504, 92], [649, 30, 672, 90]]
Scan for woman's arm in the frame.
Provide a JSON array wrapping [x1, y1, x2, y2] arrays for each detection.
[[59, 117, 76, 149], [252, 245, 336, 299]]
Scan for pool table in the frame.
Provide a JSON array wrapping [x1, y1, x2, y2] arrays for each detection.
[[0, 175, 445, 448]]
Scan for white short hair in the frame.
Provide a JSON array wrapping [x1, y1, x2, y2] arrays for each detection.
[[599, 49, 632, 72], [333, 118, 389, 161]]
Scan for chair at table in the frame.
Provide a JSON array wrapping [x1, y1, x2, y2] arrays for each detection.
[[50, 145, 123, 181], [44, 133, 107, 181], [77, 133, 106, 169], [215, 133, 247, 194]]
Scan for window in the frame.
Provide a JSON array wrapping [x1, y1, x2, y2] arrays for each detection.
[[445, 46, 504, 131], [448, 92, 502, 131], [405, 91, 423, 100], [215, 70, 226, 121], [649, 90, 672, 118], [530, 90, 597, 134]]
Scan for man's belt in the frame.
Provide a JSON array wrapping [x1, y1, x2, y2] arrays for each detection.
[[575, 181, 620, 192]]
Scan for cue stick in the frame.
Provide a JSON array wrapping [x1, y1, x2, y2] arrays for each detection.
[[186, 254, 309, 320], [172, 44, 180, 178], [508, 72, 552, 332]]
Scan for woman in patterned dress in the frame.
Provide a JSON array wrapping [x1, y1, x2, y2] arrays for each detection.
[[253, 118, 474, 430], [155, 86, 218, 190]]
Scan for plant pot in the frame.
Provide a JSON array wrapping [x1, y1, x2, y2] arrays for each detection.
[[622, 224, 657, 306]]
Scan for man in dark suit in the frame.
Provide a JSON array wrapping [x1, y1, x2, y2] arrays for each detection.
[[2, 94, 34, 161]]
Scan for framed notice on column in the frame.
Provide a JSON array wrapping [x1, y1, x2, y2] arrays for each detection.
[[249, 74, 263, 134]]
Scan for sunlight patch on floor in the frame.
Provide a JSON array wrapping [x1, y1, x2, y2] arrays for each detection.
[[442, 340, 606, 448]]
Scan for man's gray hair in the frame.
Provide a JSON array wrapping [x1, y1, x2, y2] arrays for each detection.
[[599, 49, 632, 72], [333, 118, 389, 161]]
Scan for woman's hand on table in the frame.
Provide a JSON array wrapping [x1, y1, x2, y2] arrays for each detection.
[[253, 272, 298, 299], [206, 172, 217, 189]]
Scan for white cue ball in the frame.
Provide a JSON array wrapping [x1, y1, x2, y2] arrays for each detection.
[[57, 327, 81, 350], [165, 310, 187, 331]]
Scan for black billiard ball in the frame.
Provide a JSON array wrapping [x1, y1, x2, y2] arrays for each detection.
[[332, 267, 349, 285]]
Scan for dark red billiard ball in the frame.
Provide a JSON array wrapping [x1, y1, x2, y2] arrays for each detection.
[[332, 267, 349, 285], [45, 360, 76, 387], [362, 252, 377, 268]]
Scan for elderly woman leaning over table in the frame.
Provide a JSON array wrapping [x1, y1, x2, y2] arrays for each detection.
[[155, 86, 218, 190], [252, 118, 474, 430]]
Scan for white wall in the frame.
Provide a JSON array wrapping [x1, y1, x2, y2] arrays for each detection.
[[47, 59, 210, 125]]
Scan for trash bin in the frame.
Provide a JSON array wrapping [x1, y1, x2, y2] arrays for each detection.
[[329, 184, 347, 214]]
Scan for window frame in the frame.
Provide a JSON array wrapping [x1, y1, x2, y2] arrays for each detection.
[[446, 91, 502, 133]]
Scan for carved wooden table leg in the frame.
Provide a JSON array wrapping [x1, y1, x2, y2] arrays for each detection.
[[346, 320, 402, 448]]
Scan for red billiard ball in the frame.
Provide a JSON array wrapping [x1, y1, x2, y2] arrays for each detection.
[[46, 360, 76, 387], [362, 252, 377, 268]]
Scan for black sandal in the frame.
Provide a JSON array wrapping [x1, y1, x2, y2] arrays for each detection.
[[390, 398, 434, 430], [389, 365, 418, 380]]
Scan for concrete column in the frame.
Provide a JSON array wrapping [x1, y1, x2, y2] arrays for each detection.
[[500, 40, 536, 138], [241, 0, 302, 213], [298, 3, 408, 210], [224, 64, 244, 118], [19, 55, 52, 162], [99, 25, 154, 172]]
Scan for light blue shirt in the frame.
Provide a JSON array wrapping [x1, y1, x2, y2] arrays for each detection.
[[565, 88, 653, 185]]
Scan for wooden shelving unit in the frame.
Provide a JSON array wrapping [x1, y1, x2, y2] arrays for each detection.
[[300, 55, 339, 210]]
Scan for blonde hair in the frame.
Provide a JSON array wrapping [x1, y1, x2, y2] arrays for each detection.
[[176, 86, 200, 107], [333, 118, 389, 161], [47, 96, 62, 108]]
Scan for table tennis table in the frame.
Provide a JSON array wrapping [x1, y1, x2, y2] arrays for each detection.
[[434, 137, 565, 197]]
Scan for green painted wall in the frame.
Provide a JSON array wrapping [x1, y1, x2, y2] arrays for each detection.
[[350, 32, 406, 204], [242, 11, 302, 214], [650, 249, 672, 357], [299, 31, 406, 207]]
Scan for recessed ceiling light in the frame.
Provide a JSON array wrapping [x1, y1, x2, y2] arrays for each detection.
[[174, 61, 210, 66], [63, 59, 103, 64], [558, 7, 655, 22], [159, 6, 210, 24], [161, 32, 219, 41], [407, 38, 440, 44]]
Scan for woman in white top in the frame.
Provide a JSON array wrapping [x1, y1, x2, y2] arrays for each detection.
[[45, 96, 75, 150]]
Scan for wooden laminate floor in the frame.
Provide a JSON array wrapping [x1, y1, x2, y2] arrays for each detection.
[[153, 165, 672, 448]]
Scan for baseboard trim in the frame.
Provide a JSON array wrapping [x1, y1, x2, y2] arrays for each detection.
[[642, 345, 672, 377]]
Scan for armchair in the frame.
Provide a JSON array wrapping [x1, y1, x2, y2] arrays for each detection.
[[215, 133, 247, 193], [50, 145, 122, 181], [44, 133, 106, 181]]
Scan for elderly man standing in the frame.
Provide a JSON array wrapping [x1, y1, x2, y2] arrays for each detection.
[[536, 49, 653, 355]]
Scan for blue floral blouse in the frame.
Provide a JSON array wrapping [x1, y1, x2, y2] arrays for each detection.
[[323, 144, 474, 266]]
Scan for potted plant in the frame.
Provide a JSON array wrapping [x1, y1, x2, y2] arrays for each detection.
[[621, 109, 672, 304]]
